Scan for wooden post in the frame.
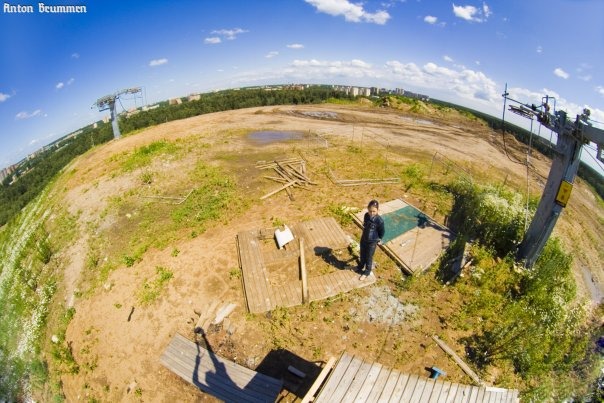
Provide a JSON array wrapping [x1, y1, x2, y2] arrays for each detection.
[[300, 238, 309, 304]]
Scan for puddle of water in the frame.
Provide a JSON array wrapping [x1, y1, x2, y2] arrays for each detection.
[[248, 130, 305, 144]]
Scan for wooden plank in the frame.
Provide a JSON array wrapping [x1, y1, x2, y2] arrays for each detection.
[[454, 384, 471, 403], [314, 353, 354, 402], [160, 334, 282, 402], [301, 357, 337, 403], [433, 335, 483, 386], [329, 355, 363, 402], [398, 374, 419, 402], [426, 378, 444, 403], [387, 373, 409, 402], [419, 378, 438, 402], [238, 232, 261, 312], [364, 365, 390, 402], [340, 359, 373, 401], [376, 370, 400, 403], [260, 180, 296, 200], [474, 387, 485, 403], [240, 231, 267, 312], [442, 381, 459, 403], [300, 238, 309, 304], [408, 377, 427, 403], [353, 362, 383, 402], [467, 385, 480, 403], [238, 231, 274, 313]]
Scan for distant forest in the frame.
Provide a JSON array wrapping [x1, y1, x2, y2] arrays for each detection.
[[0, 86, 602, 227]]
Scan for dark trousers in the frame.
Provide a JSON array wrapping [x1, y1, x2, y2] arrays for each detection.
[[358, 241, 378, 274]]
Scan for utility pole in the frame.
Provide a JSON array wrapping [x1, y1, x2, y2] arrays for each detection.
[[502, 89, 604, 267]]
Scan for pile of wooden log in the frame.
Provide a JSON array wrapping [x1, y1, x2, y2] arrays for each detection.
[[256, 157, 317, 200]]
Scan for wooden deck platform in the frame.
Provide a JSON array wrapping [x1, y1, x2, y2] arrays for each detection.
[[312, 353, 519, 403], [160, 333, 283, 402], [237, 217, 375, 314], [354, 199, 454, 275]]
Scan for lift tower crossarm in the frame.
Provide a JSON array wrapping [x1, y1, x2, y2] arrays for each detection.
[[507, 94, 604, 267], [93, 87, 142, 140]]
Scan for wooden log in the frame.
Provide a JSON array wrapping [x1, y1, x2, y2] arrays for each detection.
[[300, 238, 309, 304], [260, 181, 296, 200], [432, 335, 484, 386], [301, 357, 337, 403]]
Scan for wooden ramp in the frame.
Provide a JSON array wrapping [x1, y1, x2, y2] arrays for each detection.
[[312, 353, 519, 403], [160, 333, 283, 403], [237, 217, 375, 314]]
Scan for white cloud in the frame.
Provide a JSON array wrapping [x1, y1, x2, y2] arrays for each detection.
[[578, 75, 592, 82], [71, 52, 80, 59], [386, 60, 499, 103], [15, 109, 42, 120], [287, 43, 304, 49], [29, 138, 39, 146], [482, 2, 492, 18], [536, 45, 543, 54], [443, 55, 454, 62], [424, 15, 438, 24], [56, 82, 64, 89], [211, 28, 248, 40], [553, 68, 569, 79], [1, 92, 11, 102], [305, 0, 390, 24], [149, 58, 168, 67], [596, 86, 604, 96], [452, 3, 491, 22], [204, 37, 221, 44], [67, 78, 75, 85], [266, 51, 279, 59]]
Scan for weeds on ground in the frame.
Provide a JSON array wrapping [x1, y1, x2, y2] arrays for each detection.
[[138, 266, 174, 305]]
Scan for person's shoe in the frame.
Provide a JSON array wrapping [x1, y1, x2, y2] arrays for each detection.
[[359, 274, 368, 281]]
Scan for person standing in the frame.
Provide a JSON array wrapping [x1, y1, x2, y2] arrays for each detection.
[[358, 199, 385, 280]]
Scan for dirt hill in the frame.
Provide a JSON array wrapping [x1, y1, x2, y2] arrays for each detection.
[[38, 104, 602, 401]]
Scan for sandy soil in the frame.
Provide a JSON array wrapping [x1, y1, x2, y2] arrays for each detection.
[[45, 104, 602, 402]]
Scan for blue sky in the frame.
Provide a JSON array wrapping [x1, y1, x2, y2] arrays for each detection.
[[1, 0, 603, 173]]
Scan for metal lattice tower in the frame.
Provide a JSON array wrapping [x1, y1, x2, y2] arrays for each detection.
[[502, 85, 604, 267], [93, 87, 142, 139]]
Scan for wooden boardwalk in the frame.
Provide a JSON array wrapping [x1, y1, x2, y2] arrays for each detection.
[[312, 353, 519, 403], [237, 217, 375, 314], [160, 333, 283, 403]]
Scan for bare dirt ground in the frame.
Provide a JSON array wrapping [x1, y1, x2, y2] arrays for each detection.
[[44, 103, 603, 402]]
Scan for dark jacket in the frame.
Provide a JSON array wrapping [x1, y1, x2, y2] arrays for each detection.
[[361, 213, 385, 243]]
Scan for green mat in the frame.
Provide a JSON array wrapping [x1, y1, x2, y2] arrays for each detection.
[[381, 205, 426, 243]]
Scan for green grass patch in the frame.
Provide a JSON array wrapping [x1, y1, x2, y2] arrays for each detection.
[[120, 140, 180, 172], [138, 266, 173, 305]]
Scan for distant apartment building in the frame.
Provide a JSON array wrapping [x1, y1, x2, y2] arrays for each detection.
[[188, 94, 201, 101], [0, 164, 17, 182], [169, 98, 182, 105]]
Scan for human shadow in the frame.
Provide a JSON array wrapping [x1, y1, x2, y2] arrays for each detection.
[[192, 330, 282, 402], [313, 246, 356, 270]]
